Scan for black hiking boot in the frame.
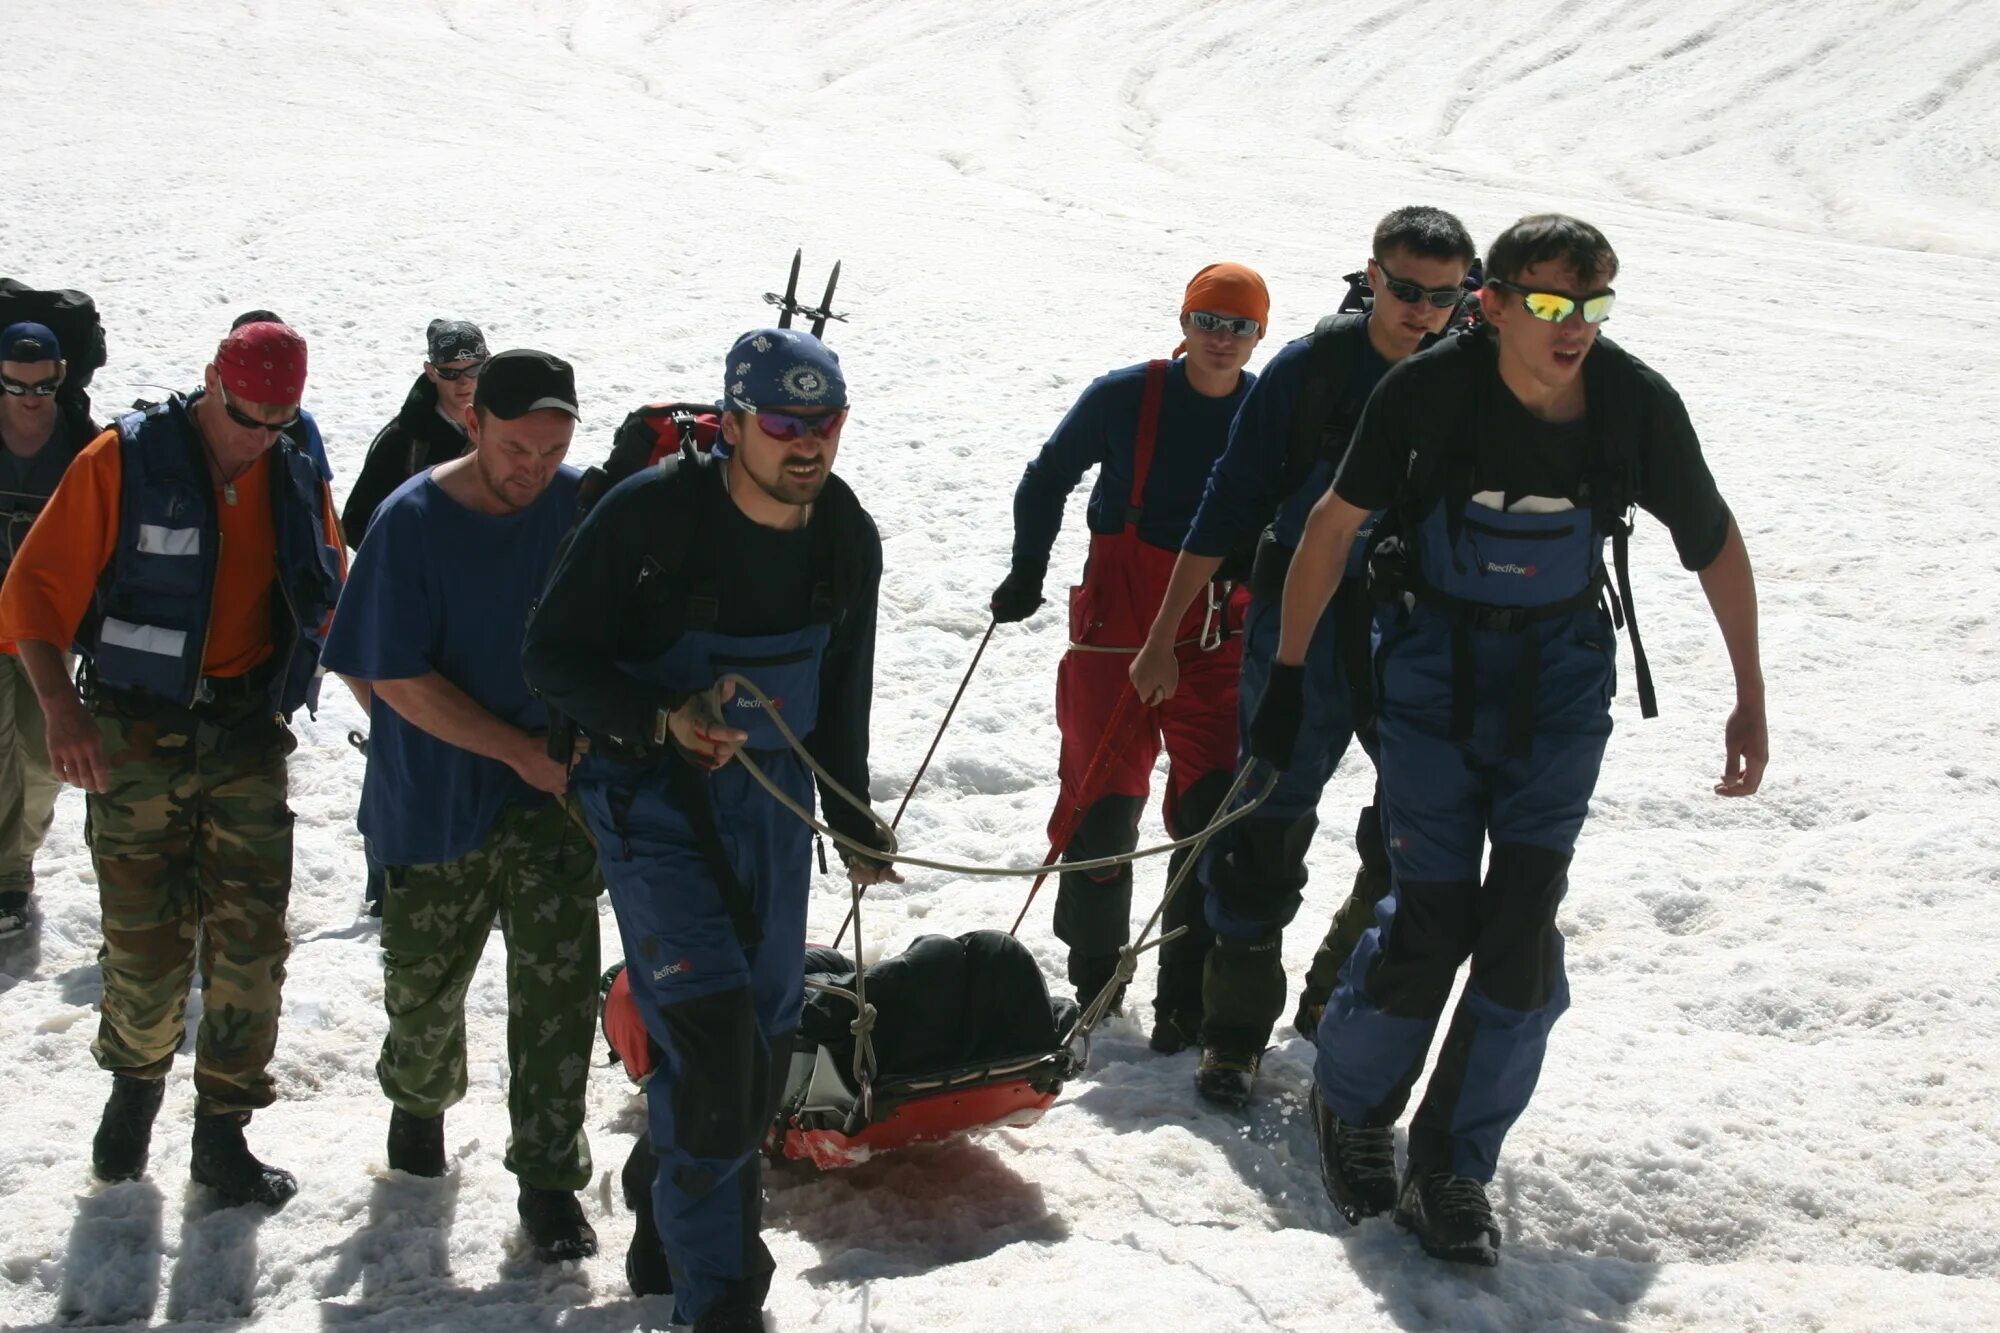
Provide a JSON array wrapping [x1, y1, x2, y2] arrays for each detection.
[[518, 1184, 598, 1263], [191, 1112, 298, 1209], [1394, 1168, 1500, 1266], [693, 1300, 768, 1332], [1147, 1008, 1200, 1056], [1310, 1089, 1398, 1224], [92, 1075, 166, 1182], [621, 1136, 672, 1297], [0, 888, 31, 939], [1193, 1046, 1260, 1108], [386, 1106, 445, 1178], [1071, 953, 1126, 1019]]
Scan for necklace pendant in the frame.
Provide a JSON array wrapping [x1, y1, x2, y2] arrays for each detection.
[[223, 482, 238, 506]]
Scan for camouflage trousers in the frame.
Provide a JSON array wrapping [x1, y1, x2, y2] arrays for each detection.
[[85, 689, 296, 1117], [379, 798, 604, 1191], [0, 651, 62, 890]]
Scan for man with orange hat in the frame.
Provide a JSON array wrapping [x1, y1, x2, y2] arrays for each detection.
[[0, 318, 344, 1208], [992, 263, 1268, 1048]]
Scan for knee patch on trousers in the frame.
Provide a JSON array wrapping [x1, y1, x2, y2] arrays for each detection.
[[1210, 815, 1313, 928], [1366, 879, 1480, 1018], [1167, 770, 1232, 842], [1475, 843, 1573, 1012], [657, 986, 770, 1168], [1068, 794, 1142, 886]]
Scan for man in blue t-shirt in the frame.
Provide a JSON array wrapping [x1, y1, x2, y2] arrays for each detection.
[[321, 349, 605, 1265], [1130, 208, 1477, 1107]]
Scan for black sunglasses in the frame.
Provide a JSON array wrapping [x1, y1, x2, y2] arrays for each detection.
[[1372, 261, 1466, 310], [431, 358, 488, 382], [218, 385, 300, 435], [0, 372, 64, 398]]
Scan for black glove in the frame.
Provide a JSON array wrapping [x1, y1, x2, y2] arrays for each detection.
[[1248, 662, 1307, 771], [990, 558, 1048, 624], [835, 817, 898, 876]]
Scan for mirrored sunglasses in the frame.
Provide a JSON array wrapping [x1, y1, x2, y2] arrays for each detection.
[[0, 372, 64, 398], [1188, 310, 1261, 338], [757, 408, 847, 443], [1489, 278, 1615, 325]]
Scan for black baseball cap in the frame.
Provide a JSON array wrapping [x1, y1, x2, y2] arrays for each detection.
[[427, 318, 488, 365], [473, 348, 579, 420]]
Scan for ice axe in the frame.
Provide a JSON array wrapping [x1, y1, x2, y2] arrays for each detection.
[[764, 248, 849, 338]]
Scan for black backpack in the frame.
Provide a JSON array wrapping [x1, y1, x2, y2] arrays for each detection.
[[0, 279, 108, 417]]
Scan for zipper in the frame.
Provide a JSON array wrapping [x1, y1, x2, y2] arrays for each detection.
[[191, 530, 221, 706], [1462, 515, 1574, 541]]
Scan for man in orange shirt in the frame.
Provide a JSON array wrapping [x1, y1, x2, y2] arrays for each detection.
[[0, 319, 344, 1209]]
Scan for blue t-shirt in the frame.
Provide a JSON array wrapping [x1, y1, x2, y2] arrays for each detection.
[[1011, 358, 1254, 564], [322, 465, 582, 865]]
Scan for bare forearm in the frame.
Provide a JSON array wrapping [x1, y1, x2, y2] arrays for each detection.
[[1277, 492, 1363, 665], [372, 673, 533, 767], [1697, 518, 1762, 703], [1144, 551, 1226, 645], [16, 639, 78, 708]]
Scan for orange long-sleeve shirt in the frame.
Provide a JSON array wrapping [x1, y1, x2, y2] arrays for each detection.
[[0, 426, 345, 674]]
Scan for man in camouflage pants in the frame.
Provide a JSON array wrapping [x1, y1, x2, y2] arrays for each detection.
[[322, 349, 603, 1262], [0, 319, 342, 1207]]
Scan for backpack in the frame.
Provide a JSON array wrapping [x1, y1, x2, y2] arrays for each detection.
[[0, 279, 109, 417]]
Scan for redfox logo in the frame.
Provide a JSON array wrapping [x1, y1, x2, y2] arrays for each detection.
[[1483, 561, 1537, 577], [734, 695, 783, 711], [651, 958, 693, 981]]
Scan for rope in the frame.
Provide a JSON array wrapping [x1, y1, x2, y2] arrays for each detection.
[[714, 673, 1272, 878], [1059, 758, 1262, 1064], [833, 617, 996, 949]]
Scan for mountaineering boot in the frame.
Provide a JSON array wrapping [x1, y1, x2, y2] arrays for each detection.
[[386, 1105, 446, 1178], [518, 1183, 599, 1263], [1394, 1169, 1500, 1266], [1193, 1046, 1261, 1108], [1311, 1088, 1398, 1223], [1292, 993, 1326, 1043], [191, 1111, 299, 1208], [621, 1135, 673, 1297], [1147, 1008, 1200, 1056], [91, 1074, 166, 1182], [693, 1300, 768, 1332], [0, 887, 31, 939], [1070, 951, 1126, 1018]]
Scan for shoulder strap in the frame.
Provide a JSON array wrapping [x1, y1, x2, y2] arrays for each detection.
[[1123, 360, 1170, 527], [1580, 340, 1657, 719], [1281, 313, 1370, 499]]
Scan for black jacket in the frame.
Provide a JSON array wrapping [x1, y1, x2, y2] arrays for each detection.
[[339, 374, 468, 547], [522, 456, 884, 848]]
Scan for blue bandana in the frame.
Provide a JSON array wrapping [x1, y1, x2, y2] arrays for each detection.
[[722, 328, 847, 413]]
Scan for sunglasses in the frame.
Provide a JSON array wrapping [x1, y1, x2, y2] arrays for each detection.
[[756, 408, 847, 443], [1372, 261, 1466, 310], [1488, 278, 1616, 325], [0, 372, 64, 398], [218, 385, 300, 435], [431, 358, 488, 381], [1188, 310, 1261, 338]]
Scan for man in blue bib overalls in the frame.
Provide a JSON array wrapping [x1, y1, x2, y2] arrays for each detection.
[[1260, 214, 1767, 1266], [523, 328, 894, 1332]]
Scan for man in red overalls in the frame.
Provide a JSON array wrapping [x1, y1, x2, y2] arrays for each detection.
[[992, 264, 1268, 1053]]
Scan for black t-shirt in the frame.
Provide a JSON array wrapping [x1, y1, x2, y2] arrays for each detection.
[[1333, 330, 1732, 571]]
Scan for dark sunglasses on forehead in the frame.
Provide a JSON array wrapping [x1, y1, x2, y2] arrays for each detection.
[[1487, 278, 1616, 325], [1188, 310, 1261, 338], [1371, 260, 1466, 310], [217, 385, 300, 435], [756, 408, 847, 443], [1, 371, 65, 398], [431, 357, 488, 381]]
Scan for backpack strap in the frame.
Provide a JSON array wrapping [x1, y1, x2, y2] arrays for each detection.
[[1280, 313, 1371, 502], [1122, 359, 1171, 528], [1580, 348, 1658, 720]]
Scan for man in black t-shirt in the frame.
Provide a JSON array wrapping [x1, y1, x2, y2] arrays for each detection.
[[1256, 215, 1767, 1266]]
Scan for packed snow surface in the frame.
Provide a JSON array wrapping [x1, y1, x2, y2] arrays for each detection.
[[5, 1, 2000, 1329]]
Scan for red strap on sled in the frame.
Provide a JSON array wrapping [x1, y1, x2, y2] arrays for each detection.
[[773, 1079, 1058, 1170]]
